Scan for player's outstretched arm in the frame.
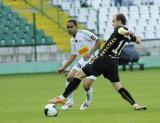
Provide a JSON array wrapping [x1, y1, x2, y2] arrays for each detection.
[[58, 55, 77, 73], [118, 27, 141, 44]]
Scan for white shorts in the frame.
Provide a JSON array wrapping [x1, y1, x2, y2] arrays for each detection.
[[72, 57, 96, 80]]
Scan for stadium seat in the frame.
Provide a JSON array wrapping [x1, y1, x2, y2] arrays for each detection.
[[119, 6, 129, 16], [25, 37, 34, 45], [0, 4, 55, 46], [47, 37, 55, 44], [0, 38, 6, 46], [86, 21, 97, 33], [108, 7, 118, 17], [50, 0, 160, 40], [91, 0, 103, 9], [50, 0, 63, 6], [77, 8, 89, 23], [150, 5, 160, 19], [129, 6, 140, 20], [61, 1, 70, 11], [68, 7, 79, 17], [139, 5, 150, 19]]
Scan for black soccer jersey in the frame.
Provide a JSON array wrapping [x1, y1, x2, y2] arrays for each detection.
[[98, 26, 132, 60]]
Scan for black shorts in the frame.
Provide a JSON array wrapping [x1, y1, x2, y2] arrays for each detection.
[[82, 56, 120, 82]]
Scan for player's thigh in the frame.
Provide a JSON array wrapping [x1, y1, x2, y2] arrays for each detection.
[[103, 69, 120, 83], [67, 68, 78, 81], [73, 58, 86, 71], [82, 63, 102, 77], [74, 69, 87, 79], [67, 60, 85, 79]]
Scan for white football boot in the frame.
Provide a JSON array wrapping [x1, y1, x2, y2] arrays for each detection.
[[61, 101, 74, 110], [80, 99, 91, 110]]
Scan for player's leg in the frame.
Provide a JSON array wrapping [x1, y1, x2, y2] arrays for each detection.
[[48, 58, 102, 105], [112, 82, 147, 110], [80, 77, 95, 110], [63, 69, 87, 97], [102, 61, 147, 111], [61, 69, 77, 110], [62, 59, 85, 110], [83, 77, 95, 102], [112, 82, 136, 105], [60, 60, 100, 106], [48, 69, 87, 104]]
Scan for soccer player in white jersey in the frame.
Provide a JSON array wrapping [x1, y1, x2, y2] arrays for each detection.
[[58, 19, 101, 110]]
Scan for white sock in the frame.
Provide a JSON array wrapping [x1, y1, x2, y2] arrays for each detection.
[[66, 81, 74, 104], [59, 95, 65, 100], [132, 103, 138, 107], [86, 87, 93, 102]]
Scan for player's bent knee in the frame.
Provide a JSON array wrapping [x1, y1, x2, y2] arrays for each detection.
[[83, 84, 91, 91], [67, 77, 74, 82], [112, 82, 122, 91], [83, 79, 94, 90], [75, 70, 86, 79]]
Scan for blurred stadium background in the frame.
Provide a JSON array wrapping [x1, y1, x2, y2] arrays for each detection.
[[0, 0, 160, 74]]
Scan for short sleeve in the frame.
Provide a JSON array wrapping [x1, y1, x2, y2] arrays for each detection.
[[81, 30, 99, 42]]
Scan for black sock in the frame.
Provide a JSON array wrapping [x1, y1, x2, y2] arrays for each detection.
[[63, 78, 81, 98], [118, 87, 135, 105]]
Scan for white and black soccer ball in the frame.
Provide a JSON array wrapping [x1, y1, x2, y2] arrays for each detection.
[[44, 104, 58, 117]]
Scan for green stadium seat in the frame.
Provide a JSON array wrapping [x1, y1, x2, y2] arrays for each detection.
[[7, 37, 16, 46], [14, 25, 21, 32], [5, 37, 15, 46], [25, 37, 34, 45], [0, 38, 6, 46], [40, 38, 47, 45], [0, 37, 11, 46], [47, 37, 55, 44], [36, 30, 44, 36], [24, 24, 34, 32], [11, 12, 19, 18], [0, 4, 55, 46], [0, 5, 11, 12], [15, 37, 26, 46], [12, 31, 19, 39], [0, 11, 2, 19]]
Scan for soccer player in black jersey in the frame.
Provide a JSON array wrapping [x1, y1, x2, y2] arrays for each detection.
[[49, 13, 147, 111]]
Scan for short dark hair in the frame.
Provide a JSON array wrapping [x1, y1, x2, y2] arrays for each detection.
[[116, 13, 126, 25], [67, 19, 78, 26]]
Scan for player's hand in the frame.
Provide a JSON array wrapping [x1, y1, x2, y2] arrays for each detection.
[[135, 36, 141, 44], [58, 67, 65, 74], [129, 32, 139, 43]]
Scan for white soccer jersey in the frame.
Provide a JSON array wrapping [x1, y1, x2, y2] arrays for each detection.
[[70, 30, 99, 80], [70, 30, 99, 57]]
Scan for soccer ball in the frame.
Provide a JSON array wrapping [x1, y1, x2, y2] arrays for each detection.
[[44, 104, 58, 117]]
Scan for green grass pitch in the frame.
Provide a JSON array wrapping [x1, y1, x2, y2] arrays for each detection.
[[0, 69, 160, 123]]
